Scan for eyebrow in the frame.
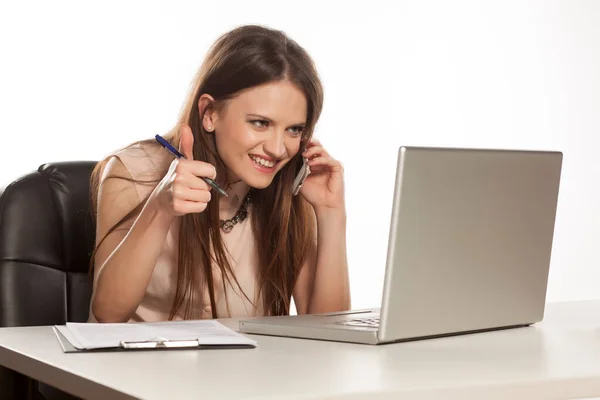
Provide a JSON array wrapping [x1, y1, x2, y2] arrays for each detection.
[[247, 113, 306, 128]]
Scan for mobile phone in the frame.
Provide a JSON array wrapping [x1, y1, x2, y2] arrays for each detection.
[[292, 156, 310, 195]]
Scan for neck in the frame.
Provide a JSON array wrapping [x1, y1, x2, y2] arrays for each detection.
[[219, 180, 251, 219]]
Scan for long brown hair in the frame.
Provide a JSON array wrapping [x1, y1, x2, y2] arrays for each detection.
[[89, 25, 323, 319]]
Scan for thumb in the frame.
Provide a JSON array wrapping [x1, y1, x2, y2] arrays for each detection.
[[179, 125, 195, 160]]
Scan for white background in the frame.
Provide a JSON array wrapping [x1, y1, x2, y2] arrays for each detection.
[[1, 0, 599, 310]]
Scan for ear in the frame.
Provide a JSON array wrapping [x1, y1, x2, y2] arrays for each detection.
[[198, 94, 217, 133]]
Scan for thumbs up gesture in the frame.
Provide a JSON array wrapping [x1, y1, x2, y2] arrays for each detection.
[[153, 125, 218, 216]]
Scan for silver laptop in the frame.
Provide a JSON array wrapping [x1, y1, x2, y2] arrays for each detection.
[[239, 146, 563, 345]]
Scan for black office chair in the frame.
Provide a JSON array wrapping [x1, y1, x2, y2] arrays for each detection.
[[0, 161, 98, 400]]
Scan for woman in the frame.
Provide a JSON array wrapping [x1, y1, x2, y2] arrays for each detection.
[[88, 24, 350, 323]]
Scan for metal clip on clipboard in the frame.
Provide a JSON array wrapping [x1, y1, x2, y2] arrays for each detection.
[[120, 337, 200, 349]]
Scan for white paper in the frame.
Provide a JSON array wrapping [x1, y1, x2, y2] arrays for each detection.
[[59, 320, 257, 350], [55, 325, 86, 349]]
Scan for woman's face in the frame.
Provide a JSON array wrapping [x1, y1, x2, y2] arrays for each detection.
[[203, 80, 307, 189]]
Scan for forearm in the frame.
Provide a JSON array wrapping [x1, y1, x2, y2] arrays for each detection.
[[307, 208, 351, 314], [92, 197, 175, 322]]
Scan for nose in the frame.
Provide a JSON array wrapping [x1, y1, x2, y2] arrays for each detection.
[[263, 129, 286, 159]]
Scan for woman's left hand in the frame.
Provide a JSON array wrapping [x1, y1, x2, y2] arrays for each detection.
[[299, 139, 345, 212]]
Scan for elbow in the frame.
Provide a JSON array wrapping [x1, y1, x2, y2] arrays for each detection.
[[307, 298, 351, 315], [91, 296, 131, 323]]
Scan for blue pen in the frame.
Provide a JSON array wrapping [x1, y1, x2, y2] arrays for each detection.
[[155, 134, 228, 197]]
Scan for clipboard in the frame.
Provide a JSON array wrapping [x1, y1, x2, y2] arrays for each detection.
[[53, 325, 257, 353]]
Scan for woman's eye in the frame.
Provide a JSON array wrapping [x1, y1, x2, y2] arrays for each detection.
[[288, 126, 304, 136], [251, 120, 268, 128]]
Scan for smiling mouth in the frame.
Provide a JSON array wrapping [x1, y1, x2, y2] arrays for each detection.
[[249, 155, 278, 169]]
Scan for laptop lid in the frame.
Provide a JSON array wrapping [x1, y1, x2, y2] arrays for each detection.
[[377, 147, 562, 343]]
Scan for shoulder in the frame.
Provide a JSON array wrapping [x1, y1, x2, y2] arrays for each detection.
[[97, 139, 173, 202], [111, 140, 172, 182]]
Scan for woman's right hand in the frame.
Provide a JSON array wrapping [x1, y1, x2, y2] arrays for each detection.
[[153, 125, 217, 216]]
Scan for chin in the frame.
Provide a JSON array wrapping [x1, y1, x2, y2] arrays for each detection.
[[235, 156, 290, 190], [242, 175, 275, 190]]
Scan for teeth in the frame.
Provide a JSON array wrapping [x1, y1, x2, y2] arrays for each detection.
[[250, 155, 275, 168]]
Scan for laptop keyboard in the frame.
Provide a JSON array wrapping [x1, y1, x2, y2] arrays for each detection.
[[335, 316, 380, 328]]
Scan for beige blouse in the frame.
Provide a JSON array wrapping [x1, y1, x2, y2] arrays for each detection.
[[88, 141, 263, 322]]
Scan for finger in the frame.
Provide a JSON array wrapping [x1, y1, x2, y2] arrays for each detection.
[[304, 165, 327, 175], [177, 160, 217, 180], [302, 145, 328, 160], [307, 156, 342, 171], [173, 172, 210, 191], [179, 125, 195, 160], [302, 139, 320, 151], [172, 186, 212, 203], [172, 199, 208, 214]]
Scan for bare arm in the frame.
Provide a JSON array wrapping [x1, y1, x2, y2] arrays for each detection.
[[91, 126, 215, 322], [293, 208, 351, 315], [292, 137, 351, 315], [90, 156, 175, 322]]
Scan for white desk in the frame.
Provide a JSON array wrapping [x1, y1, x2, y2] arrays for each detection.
[[1, 300, 600, 400]]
